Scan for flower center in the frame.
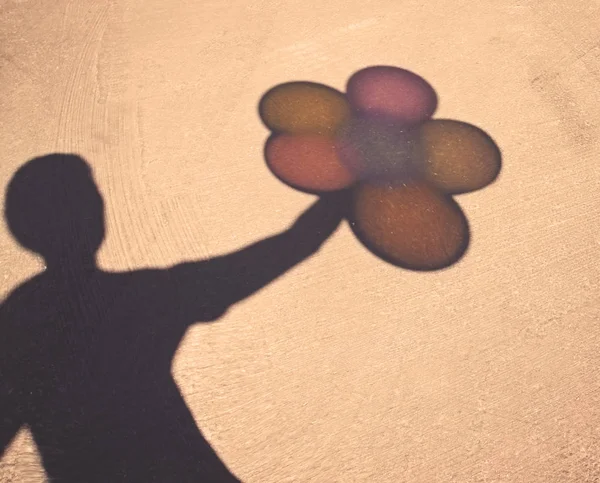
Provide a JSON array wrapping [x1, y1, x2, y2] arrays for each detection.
[[335, 116, 424, 183]]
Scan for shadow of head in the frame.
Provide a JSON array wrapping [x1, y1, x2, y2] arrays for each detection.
[[4, 154, 105, 263]]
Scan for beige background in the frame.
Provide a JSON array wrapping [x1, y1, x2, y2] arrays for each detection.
[[1, 0, 599, 481]]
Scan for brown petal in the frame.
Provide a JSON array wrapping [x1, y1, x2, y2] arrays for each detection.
[[352, 181, 469, 270]]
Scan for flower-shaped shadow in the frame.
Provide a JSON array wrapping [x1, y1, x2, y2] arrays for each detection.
[[259, 66, 502, 271]]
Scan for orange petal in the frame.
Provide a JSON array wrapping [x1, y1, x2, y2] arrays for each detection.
[[266, 134, 356, 193], [352, 181, 468, 270], [260, 82, 351, 135], [419, 120, 501, 194]]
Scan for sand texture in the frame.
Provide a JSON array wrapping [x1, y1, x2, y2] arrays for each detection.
[[1, 1, 600, 481]]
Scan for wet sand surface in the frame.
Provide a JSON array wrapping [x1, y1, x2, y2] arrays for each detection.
[[2, 1, 600, 481]]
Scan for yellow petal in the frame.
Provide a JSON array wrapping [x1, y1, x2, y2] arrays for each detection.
[[419, 120, 501, 194], [260, 82, 351, 135]]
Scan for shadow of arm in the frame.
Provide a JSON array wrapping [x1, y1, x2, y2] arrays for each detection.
[[171, 191, 349, 319]]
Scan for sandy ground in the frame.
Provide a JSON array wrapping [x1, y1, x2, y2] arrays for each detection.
[[1, 1, 600, 481]]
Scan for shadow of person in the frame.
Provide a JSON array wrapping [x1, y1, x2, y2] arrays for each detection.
[[0, 154, 348, 482]]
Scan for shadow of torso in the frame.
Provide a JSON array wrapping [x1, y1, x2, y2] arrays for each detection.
[[2, 264, 237, 482]]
